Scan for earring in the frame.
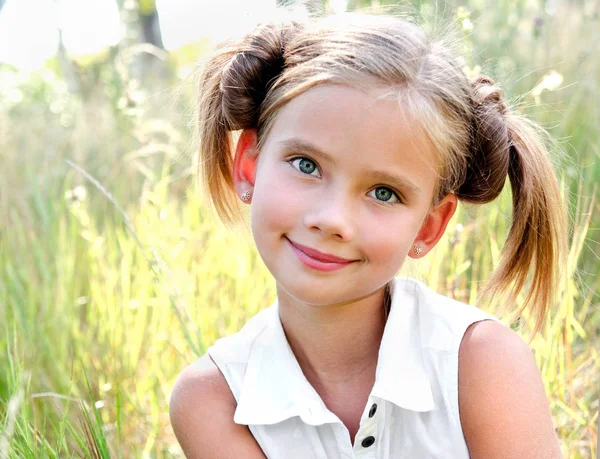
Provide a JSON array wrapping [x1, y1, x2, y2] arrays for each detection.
[[413, 245, 422, 256], [241, 191, 252, 203]]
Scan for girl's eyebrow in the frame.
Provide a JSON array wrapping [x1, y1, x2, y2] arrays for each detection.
[[278, 138, 335, 163], [364, 170, 421, 196], [277, 138, 422, 196]]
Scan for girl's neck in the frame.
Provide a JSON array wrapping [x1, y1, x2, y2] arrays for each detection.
[[277, 283, 389, 393]]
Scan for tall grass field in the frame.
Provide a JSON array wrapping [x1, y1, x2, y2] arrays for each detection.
[[1, 1, 599, 457]]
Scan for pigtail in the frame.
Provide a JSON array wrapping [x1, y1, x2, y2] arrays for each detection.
[[196, 41, 242, 226], [493, 114, 567, 334], [458, 76, 568, 335], [196, 21, 300, 225]]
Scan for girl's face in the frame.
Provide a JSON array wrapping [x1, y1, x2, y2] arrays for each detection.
[[238, 84, 456, 306]]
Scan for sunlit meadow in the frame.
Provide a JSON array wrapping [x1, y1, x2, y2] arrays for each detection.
[[1, 1, 599, 457]]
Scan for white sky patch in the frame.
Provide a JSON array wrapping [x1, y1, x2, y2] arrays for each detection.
[[0, 0, 59, 69], [57, 0, 120, 55], [157, 0, 277, 49], [0, 0, 278, 69], [329, 0, 348, 14]]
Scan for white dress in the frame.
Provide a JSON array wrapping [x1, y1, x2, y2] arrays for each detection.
[[205, 277, 500, 458]]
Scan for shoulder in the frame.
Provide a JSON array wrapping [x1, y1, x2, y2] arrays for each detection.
[[209, 305, 276, 364], [170, 355, 234, 413], [458, 320, 563, 458], [397, 278, 498, 351], [169, 355, 266, 458]]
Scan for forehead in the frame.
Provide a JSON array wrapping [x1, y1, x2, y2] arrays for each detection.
[[262, 84, 440, 194]]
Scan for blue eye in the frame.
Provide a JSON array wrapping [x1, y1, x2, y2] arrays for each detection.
[[369, 186, 401, 204], [289, 157, 320, 177]]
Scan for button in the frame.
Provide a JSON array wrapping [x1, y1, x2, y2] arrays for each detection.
[[361, 436, 375, 448], [368, 403, 377, 418]]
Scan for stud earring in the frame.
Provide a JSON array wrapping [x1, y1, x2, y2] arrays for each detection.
[[413, 245, 422, 256], [241, 191, 252, 203]]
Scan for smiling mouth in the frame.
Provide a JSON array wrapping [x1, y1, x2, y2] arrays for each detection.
[[285, 237, 358, 267]]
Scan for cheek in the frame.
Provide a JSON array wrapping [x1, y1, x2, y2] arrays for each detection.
[[360, 211, 422, 263], [250, 162, 303, 235]]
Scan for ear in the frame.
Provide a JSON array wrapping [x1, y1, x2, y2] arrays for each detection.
[[410, 194, 458, 258], [233, 129, 259, 202]]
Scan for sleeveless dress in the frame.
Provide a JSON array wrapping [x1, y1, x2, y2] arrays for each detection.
[[205, 277, 501, 458]]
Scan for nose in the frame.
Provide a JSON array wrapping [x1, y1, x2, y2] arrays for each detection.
[[303, 188, 356, 241]]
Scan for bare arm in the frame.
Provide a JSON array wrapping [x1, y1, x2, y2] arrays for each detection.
[[169, 355, 267, 459], [458, 320, 563, 459]]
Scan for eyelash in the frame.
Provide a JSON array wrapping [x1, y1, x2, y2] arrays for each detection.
[[286, 156, 403, 205]]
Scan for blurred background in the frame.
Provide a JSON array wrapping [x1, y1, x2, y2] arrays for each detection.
[[0, 0, 598, 457]]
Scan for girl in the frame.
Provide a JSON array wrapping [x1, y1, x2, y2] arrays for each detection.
[[170, 11, 567, 459]]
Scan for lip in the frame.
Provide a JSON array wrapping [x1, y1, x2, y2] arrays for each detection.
[[286, 237, 358, 272]]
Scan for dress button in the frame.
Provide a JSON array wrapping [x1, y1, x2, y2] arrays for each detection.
[[368, 403, 377, 418], [361, 436, 375, 448]]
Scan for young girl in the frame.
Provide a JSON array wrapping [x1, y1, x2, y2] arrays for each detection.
[[170, 11, 567, 458]]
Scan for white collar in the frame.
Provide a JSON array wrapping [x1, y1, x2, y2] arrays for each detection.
[[234, 278, 435, 426]]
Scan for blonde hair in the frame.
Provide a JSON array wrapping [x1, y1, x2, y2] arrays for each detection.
[[195, 12, 568, 335]]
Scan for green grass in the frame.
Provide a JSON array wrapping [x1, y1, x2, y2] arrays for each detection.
[[1, 0, 599, 457]]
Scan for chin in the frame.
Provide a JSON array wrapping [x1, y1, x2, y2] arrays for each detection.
[[275, 274, 362, 307]]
